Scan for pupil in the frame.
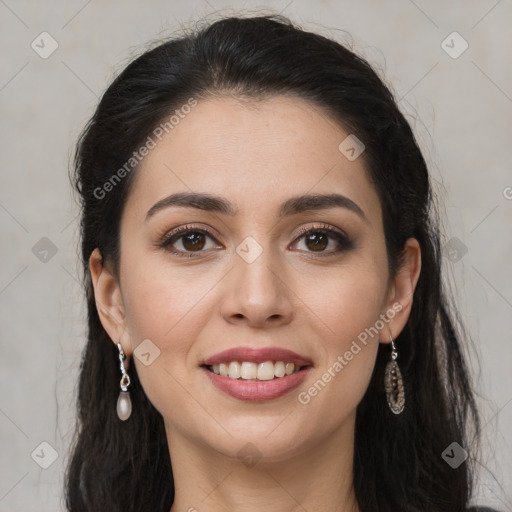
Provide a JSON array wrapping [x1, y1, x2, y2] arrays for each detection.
[[306, 232, 327, 251], [183, 233, 205, 251]]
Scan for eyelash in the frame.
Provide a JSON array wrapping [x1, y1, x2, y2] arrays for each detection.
[[159, 223, 352, 258]]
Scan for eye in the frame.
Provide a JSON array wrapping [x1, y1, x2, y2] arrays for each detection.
[[160, 225, 221, 257], [159, 223, 352, 258], [291, 224, 352, 256]]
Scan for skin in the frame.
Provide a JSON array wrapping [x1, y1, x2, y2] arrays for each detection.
[[90, 95, 421, 512]]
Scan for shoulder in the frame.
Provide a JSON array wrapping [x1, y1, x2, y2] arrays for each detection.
[[467, 507, 504, 512]]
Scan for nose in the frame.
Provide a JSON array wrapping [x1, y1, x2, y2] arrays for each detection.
[[220, 242, 294, 329]]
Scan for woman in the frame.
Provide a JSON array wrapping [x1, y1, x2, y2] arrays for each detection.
[[64, 13, 501, 512]]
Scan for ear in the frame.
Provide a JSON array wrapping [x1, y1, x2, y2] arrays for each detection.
[[379, 238, 422, 343], [89, 248, 133, 366]]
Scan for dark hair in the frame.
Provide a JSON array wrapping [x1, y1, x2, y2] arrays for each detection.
[[65, 13, 481, 512]]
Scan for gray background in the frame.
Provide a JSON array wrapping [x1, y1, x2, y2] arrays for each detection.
[[0, 0, 511, 510]]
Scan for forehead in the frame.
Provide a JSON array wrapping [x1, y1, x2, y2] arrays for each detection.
[[124, 95, 381, 224]]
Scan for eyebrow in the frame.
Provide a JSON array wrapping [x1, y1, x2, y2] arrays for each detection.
[[145, 191, 367, 223]]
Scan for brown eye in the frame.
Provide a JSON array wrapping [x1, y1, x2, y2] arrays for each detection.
[[160, 226, 221, 256], [292, 226, 352, 256], [181, 232, 206, 251], [303, 231, 329, 252]]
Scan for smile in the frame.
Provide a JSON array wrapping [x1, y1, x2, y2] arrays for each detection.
[[200, 346, 313, 401], [207, 361, 303, 380]]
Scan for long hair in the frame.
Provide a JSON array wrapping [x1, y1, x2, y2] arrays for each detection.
[[65, 13, 480, 511]]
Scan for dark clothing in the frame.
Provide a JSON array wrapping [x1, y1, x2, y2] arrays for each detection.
[[467, 507, 505, 512]]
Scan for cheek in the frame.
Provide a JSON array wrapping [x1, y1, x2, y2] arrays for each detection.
[[293, 253, 389, 345], [294, 290, 382, 431], [119, 236, 216, 342], [118, 246, 227, 393], [292, 257, 387, 412]]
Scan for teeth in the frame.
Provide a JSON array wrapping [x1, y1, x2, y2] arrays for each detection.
[[228, 361, 241, 379], [240, 362, 257, 379], [210, 361, 301, 380], [285, 362, 295, 376], [257, 361, 275, 380], [274, 361, 286, 378]]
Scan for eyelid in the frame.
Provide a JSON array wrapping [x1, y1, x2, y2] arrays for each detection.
[[293, 222, 349, 241], [158, 224, 222, 251], [159, 223, 220, 242]]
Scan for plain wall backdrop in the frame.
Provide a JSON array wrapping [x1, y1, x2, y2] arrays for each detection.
[[0, 0, 511, 510]]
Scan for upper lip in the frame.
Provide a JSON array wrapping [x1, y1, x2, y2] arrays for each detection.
[[202, 346, 313, 367]]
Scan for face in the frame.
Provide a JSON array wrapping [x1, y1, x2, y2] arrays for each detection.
[[93, 95, 414, 463]]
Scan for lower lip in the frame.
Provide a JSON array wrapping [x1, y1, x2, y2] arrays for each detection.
[[202, 367, 311, 401]]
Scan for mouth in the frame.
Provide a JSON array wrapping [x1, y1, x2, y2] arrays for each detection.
[[200, 347, 313, 401], [203, 360, 307, 381]]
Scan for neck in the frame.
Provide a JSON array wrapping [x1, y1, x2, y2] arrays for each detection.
[[167, 417, 360, 512]]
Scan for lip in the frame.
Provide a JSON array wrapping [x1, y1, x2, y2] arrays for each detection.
[[202, 366, 312, 401], [201, 346, 313, 401], [202, 346, 313, 367]]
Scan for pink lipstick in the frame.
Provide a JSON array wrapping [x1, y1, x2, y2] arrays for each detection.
[[201, 346, 312, 401]]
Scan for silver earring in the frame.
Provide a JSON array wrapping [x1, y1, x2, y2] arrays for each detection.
[[116, 342, 132, 421], [384, 332, 405, 414]]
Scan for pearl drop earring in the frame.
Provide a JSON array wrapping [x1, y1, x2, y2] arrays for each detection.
[[116, 342, 132, 421]]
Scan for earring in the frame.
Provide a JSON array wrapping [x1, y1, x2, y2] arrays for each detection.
[[116, 342, 132, 421], [384, 331, 405, 414]]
